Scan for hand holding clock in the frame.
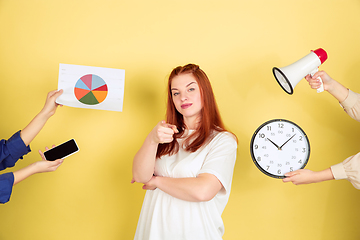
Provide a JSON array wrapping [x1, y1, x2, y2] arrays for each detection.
[[283, 168, 334, 185]]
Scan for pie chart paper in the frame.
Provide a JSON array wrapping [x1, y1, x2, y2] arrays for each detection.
[[56, 64, 125, 112]]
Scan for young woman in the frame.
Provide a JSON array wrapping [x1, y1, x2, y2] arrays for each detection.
[[283, 71, 360, 189], [132, 64, 238, 240], [0, 89, 65, 204]]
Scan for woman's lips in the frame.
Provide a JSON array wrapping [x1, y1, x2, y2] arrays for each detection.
[[181, 103, 192, 109]]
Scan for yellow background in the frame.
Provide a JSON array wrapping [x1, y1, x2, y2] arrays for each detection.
[[1, 0, 360, 239]]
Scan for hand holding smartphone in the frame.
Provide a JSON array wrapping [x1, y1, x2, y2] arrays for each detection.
[[44, 139, 79, 161]]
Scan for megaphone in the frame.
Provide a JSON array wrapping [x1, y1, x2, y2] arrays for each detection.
[[273, 48, 328, 95]]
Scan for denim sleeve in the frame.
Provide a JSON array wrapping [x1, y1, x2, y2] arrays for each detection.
[[0, 131, 31, 171], [0, 172, 14, 204]]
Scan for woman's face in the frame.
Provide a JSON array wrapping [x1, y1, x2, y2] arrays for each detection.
[[170, 73, 202, 127]]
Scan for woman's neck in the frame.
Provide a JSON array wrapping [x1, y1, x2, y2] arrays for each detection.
[[183, 116, 200, 130]]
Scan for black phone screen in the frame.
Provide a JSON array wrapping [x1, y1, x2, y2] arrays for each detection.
[[44, 139, 79, 161]]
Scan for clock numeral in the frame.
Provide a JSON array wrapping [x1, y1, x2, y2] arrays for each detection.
[[278, 130, 283, 134], [254, 144, 258, 149], [290, 167, 294, 171], [259, 133, 265, 138], [262, 146, 266, 149], [278, 123, 284, 128], [291, 156, 296, 159], [269, 160, 274, 164], [295, 148, 299, 152], [286, 133, 291, 137], [293, 140, 297, 143], [277, 169, 281, 174], [257, 157, 261, 162], [286, 161, 290, 165], [302, 148, 306, 153], [266, 165, 270, 170], [267, 126, 271, 131], [299, 136, 303, 141], [277, 164, 282, 167], [292, 127, 295, 132], [298, 160, 302, 164], [264, 154, 269, 157]]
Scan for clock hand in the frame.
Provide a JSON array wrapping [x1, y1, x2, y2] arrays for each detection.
[[266, 138, 280, 150], [279, 134, 296, 150]]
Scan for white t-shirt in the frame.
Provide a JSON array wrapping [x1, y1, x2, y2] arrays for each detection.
[[134, 131, 237, 240]]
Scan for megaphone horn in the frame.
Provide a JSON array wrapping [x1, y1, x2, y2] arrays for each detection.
[[273, 48, 328, 95]]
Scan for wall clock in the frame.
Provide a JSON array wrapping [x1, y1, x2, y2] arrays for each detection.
[[250, 119, 310, 179]]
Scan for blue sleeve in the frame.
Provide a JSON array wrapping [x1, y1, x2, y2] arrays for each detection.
[[0, 131, 31, 171], [0, 172, 14, 204]]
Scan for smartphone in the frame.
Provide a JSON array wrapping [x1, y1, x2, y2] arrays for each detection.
[[44, 139, 79, 161]]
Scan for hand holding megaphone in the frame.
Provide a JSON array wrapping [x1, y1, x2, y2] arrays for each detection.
[[309, 68, 324, 93], [305, 70, 333, 92], [273, 48, 328, 95]]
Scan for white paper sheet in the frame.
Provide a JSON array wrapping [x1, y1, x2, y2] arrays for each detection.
[[56, 63, 125, 112]]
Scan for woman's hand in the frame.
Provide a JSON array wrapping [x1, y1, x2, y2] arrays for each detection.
[[36, 146, 64, 173], [40, 89, 63, 118], [20, 90, 63, 146], [305, 70, 333, 91], [282, 169, 318, 185], [141, 175, 157, 190], [305, 70, 349, 102], [131, 176, 157, 191], [150, 120, 178, 144], [282, 168, 334, 185], [13, 146, 64, 185]]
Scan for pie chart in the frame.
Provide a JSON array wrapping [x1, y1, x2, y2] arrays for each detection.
[[74, 74, 108, 105]]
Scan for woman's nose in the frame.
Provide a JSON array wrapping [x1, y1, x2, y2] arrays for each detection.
[[180, 93, 188, 101]]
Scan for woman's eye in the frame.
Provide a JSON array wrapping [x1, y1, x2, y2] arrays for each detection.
[[173, 92, 179, 96], [188, 88, 195, 92]]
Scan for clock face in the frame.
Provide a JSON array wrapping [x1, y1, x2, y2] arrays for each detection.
[[250, 119, 310, 179]]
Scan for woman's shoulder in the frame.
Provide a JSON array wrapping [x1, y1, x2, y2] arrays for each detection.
[[210, 130, 237, 147]]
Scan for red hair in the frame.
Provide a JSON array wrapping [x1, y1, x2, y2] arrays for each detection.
[[156, 63, 232, 158]]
